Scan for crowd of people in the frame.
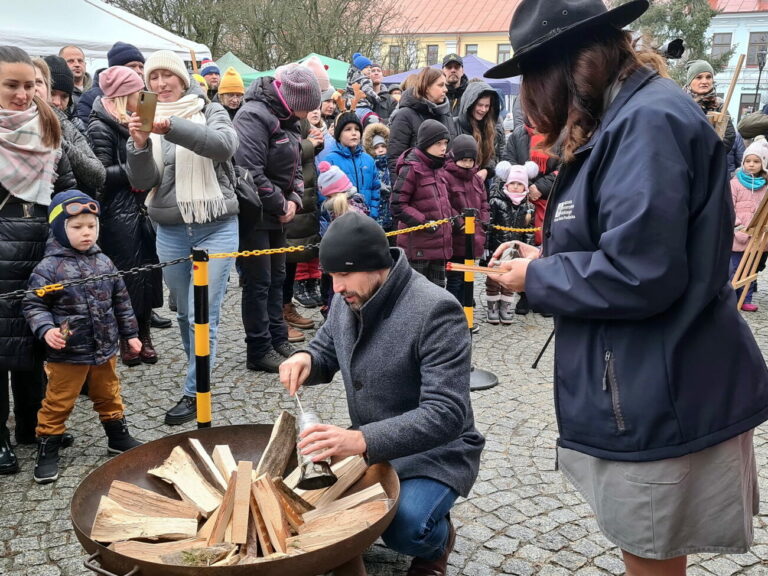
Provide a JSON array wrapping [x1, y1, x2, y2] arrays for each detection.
[[5, 0, 768, 572]]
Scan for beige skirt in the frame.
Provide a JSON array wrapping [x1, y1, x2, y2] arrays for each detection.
[[558, 430, 759, 560]]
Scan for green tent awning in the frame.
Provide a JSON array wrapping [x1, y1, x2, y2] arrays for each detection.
[[215, 51, 259, 76], [242, 53, 349, 90]]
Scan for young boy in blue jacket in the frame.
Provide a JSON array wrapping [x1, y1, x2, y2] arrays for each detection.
[[23, 190, 142, 484], [324, 111, 381, 220]]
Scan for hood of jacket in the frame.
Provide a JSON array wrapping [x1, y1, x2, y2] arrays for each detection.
[[457, 81, 500, 130], [363, 122, 390, 156], [245, 76, 293, 122], [44, 236, 101, 259], [396, 147, 441, 173]]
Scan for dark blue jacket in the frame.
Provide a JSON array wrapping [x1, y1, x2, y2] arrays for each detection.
[[726, 132, 746, 178], [324, 141, 381, 219], [22, 238, 138, 365], [526, 67, 768, 461]]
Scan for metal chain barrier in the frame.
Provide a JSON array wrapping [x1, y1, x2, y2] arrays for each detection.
[[0, 214, 468, 301]]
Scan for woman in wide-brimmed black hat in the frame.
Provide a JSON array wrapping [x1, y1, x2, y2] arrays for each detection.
[[487, 0, 768, 574]]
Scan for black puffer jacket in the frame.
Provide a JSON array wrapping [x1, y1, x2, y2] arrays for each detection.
[[387, 89, 454, 184], [446, 75, 469, 117], [286, 119, 322, 263], [0, 155, 76, 370], [234, 77, 304, 232], [88, 97, 161, 321]]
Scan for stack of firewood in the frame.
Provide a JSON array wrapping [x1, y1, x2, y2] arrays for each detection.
[[90, 412, 391, 567]]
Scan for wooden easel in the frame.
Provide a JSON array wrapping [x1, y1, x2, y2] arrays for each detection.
[[732, 190, 768, 309], [708, 54, 744, 138]]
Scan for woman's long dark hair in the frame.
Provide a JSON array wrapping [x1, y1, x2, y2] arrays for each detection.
[[0, 46, 61, 148], [519, 28, 641, 163], [469, 90, 498, 168]]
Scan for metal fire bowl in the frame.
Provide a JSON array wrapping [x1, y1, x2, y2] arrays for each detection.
[[71, 424, 400, 576]]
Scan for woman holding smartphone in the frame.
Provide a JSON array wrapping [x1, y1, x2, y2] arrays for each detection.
[[0, 46, 76, 473], [125, 51, 239, 426], [88, 65, 163, 367]]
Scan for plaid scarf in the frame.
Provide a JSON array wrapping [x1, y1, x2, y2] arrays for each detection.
[[685, 86, 722, 113], [0, 105, 59, 205]]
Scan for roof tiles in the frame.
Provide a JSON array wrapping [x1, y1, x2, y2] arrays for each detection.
[[712, 0, 768, 12], [381, 0, 520, 34]]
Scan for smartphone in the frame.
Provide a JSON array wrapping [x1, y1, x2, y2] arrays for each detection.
[[137, 91, 158, 132]]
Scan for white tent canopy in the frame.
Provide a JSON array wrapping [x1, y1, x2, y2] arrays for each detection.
[[4, 0, 211, 65]]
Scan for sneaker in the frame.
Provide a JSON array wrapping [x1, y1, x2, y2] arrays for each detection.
[[288, 327, 305, 343], [34, 435, 62, 484], [275, 341, 298, 358], [742, 302, 759, 312], [293, 281, 318, 309], [470, 323, 480, 334], [284, 303, 314, 329], [0, 436, 18, 475], [164, 396, 197, 426], [247, 348, 285, 373]]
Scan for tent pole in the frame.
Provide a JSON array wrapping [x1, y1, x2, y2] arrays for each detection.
[[190, 49, 198, 73]]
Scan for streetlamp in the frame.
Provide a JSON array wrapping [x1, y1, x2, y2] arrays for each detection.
[[755, 48, 767, 112]]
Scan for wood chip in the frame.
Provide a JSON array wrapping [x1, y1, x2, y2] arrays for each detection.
[[107, 480, 200, 520], [91, 496, 198, 543]]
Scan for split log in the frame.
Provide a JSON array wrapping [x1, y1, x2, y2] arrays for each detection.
[[283, 465, 301, 490], [212, 445, 238, 481], [206, 471, 237, 545], [107, 480, 200, 520], [252, 474, 290, 553], [296, 455, 368, 507], [254, 411, 296, 479], [249, 491, 274, 556], [159, 544, 236, 567], [232, 461, 253, 544], [273, 477, 314, 514], [299, 500, 389, 535], [302, 482, 386, 523], [196, 506, 219, 540], [188, 438, 228, 492], [91, 496, 198, 543], [110, 538, 208, 564], [147, 446, 222, 518], [286, 523, 372, 553]]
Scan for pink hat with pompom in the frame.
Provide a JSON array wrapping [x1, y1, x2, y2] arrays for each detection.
[[317, 161, 354, 197]]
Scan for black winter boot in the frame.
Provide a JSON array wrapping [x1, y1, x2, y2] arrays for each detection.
[[308, 278, 324, 307], [0, 434, 18, 475], [293, 280, 317, 308], [34, 435, 62, 484], [103, 418, 143, 455]]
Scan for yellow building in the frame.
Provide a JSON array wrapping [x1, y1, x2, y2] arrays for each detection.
[[378, 0, 520, 73]]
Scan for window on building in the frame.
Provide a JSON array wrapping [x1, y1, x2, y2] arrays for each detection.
[[465, 44, 478, 57], [388, 45, 401, 72], [748, 32, 768, 66], [740, 92, 760, 121], [497, 43, 511, 64], [426, 45, 439, 66], [711, 33, 732, 59]]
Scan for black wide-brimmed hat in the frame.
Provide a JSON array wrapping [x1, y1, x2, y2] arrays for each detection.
[[486, 0, 649, 78]]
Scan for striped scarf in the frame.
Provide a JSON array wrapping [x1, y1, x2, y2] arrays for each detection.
[[0, 105, 59, 205]]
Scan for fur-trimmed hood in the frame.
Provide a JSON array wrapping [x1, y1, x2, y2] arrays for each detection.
[[363, 123, 390, 156]]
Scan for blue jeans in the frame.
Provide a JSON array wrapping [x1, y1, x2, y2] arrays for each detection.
[[382, 477, 458, 561], [730, 251, 756, 304], [155, 217, 238, 397]]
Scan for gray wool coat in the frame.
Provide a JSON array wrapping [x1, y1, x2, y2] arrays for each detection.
[[304, 249, 485, 497]]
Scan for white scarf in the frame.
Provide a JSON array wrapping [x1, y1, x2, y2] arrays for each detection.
[[0, 105, 59, 205], [150, 95, 226, 224]]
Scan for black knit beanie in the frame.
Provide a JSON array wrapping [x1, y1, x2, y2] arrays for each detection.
[[44, 55, 74, 96], [334, 111, 363, 142], [319, 212, 393, 273], [417, 119, 450, 151], [450, 134, 478, 162]]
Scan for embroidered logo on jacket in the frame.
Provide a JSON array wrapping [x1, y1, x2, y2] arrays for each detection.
[[553, 200, 575, 222]]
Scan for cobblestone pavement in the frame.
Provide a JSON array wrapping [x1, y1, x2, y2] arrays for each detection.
[[4, 276, 768, 575]]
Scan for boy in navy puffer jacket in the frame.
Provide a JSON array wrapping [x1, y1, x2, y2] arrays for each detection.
[[23, 190, 142, 484]]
